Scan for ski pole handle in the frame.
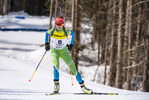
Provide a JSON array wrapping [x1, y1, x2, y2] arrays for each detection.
[[29, 51, 47, 82]]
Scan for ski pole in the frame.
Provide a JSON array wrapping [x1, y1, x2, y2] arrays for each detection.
[[71, 71, 73, 86], [29, 51, 47, 82]]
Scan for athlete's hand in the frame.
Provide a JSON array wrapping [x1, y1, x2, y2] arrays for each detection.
[[45, 43, 50, 51], [67, 44, 73, 51]]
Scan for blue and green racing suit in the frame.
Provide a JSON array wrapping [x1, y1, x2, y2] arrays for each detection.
[[45, 27, 83, 84]]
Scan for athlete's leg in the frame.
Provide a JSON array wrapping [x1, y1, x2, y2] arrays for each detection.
[[51, 49, 60, 93], [60, 48, 93, 94], [59, 48, 83, 83], [53, 66, 59, 80], [51, 52, 60, 80]]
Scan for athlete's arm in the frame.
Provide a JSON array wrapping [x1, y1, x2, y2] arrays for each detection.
[[45, 30, 51, 51], [45, 30, 49, 43], [70, 30, 75, 45], [45, 29, 53, 43]]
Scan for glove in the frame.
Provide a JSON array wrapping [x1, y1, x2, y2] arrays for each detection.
[[45, 43, 50, 51], [67, 44, 73, 51]]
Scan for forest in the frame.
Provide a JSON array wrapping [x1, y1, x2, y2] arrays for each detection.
[[0, 0, 149, 92]]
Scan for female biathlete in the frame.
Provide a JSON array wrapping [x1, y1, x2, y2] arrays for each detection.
[[45, 17, 93, 94]]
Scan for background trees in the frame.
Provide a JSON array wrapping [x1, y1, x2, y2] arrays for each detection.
[[0, 0, 48, 15], [0, 0, 149, 92]]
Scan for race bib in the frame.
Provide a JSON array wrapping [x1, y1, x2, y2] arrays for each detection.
[[51, 38, 68, 49]]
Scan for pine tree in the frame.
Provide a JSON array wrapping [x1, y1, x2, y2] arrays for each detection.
[[3, 0, 7, 15], [103, 0, 112, 85], [49, 0, 53, 29], [116, 0, 123, 89], [0, 0, 2, 15], [126, 0, 132, 90], [74, 0, 80, 70], [143, 8, 149, 92], [71, 0, 75, 59], [109, 0, 117, 87], [55, 0, 58, 18]]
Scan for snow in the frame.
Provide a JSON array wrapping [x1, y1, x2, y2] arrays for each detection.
[[0, 12, 149, 100]]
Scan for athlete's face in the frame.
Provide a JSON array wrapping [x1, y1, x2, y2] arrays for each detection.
[[56, 24, 63, 31]]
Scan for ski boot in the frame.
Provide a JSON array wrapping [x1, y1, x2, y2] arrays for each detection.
[[53, 80, 60, 94], [80, 81, 93, 94]]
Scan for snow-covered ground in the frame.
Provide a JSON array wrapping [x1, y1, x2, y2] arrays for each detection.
[[0, 12, 149, 100]]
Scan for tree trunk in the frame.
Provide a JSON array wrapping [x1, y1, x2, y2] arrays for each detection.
[[49, 0, 53, 29], [25, 0, 30, 14], [116, 0, 123, 89], [93, 32, 100, 82], [100, 36, 105, 64], [64, 0, 68, 23], [133, 7, 141, 75], [92, 14, 97, 50], [7, 0, 10, 13], [49, 0, 54, 44], [98, 30, 101, 65], [123, 0, 130, 84], [126, 0, 132, 90], [103, 0, 112, 85], [71, 0, 75, 30], [18, 0, 22, 11], [3, 0, 7, 15], [74, 0, 80, 70], [103, 33, 108, 85], [132, 7, 141, 91], [92, 0, 99, 50], [71, 0, 75, 59], [55, 0, 58, 18], [23, 0, 26, 11], [0, 0, 2, 15], [35, 0, 39, 15], [109, 0, 116, 87], [143, 36, 149, 92], [142, 9, 149, 92]]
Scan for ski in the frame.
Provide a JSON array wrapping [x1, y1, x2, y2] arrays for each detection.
[[73, 92, 118, 95], [45, 92, 118, 96], [45, 93, 61, 96]]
